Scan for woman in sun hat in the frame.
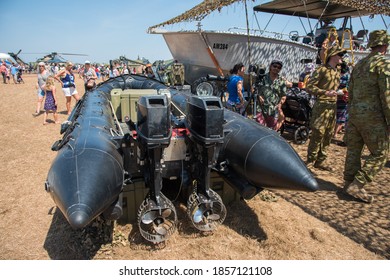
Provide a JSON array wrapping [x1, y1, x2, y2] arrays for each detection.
[[55, 61, 80, 115], [80, 60, 97, 92]]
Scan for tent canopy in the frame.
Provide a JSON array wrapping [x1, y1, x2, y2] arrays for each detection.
[[253, 0, 380, 20], [149, 0, 390, 30], [0, 53, 16, 63]]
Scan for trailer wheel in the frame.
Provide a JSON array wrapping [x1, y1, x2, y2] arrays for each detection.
[[294, 126, 310, 144], [191, 77, 217, 96]]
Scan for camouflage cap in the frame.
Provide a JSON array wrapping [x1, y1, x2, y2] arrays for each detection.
[[327, 45, 347, 59], [367, 30, 390, 48]]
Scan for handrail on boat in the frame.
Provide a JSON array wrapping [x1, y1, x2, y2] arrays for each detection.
[[228, 26, 369, 51], [227, 27, 315, 44]]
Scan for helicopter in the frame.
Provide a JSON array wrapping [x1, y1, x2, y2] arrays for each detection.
[[22, 51, 88, 63], [7, 49, 28, 65]]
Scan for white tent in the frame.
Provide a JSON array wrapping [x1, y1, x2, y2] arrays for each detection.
[[0, 53, 16, 63]]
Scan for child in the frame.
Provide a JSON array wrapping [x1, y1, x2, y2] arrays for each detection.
[[17, 68, 24, 83], [42, 76, 59, 125]]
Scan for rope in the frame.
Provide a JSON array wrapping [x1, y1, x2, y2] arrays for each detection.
[[380, 14, 389, 30], [244, 0, 254, 116], [313, 0, 331, 32], [302, 0, 313, 33]]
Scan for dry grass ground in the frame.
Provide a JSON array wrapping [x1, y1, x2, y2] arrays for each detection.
[[0, 74, 388, 260]]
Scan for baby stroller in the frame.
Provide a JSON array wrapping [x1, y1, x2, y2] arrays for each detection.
[[280, 88, 313, 144], [17, 69, 24, 84]]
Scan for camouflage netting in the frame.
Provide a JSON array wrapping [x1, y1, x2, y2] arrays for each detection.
[[148, 0, 389, 30], [148, 0, 250, 30], [331, 0, 390, 16]]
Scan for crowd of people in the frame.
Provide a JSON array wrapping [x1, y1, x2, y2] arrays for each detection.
[[30, 59, 157, 125], [0, 61, 25, 84], [3, 28, 386, 205], [226, 29, 389, 204]]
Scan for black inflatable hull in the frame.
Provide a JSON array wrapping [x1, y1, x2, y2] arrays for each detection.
[[222, 111, 317, 191], [46, 88, 124, 228], [170, 91, 318, 192], [46, 75, 318, 229]]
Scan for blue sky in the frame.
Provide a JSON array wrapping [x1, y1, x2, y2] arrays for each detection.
[[1, 0, 389, 64]]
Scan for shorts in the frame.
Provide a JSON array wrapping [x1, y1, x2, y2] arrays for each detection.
[[38, 89, 45, 98], [226, 99, 248, 115], [256, 112, 278, 130], [62, 87, 78, 97]]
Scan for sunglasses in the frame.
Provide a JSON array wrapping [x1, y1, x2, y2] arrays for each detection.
[[272, 64, 282, 70]]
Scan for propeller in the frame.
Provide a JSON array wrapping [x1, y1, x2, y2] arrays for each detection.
[[154, 221, 169, 235], [193, 209, 203, 223], [137, 194, 177, 243], [187, 189, 227, 231], [193, 206, 221, 223], [141, 208, 172, 225]]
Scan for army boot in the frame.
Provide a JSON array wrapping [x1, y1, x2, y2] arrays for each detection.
[[305, 160, 315, 171], [343, 181, 352, 190], [344, 179, 374, 203], [314, 161, 334, 172]]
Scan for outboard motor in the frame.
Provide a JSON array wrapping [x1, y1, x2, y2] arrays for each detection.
[[186, 96, 227, 231], [136, 95, 177, 243]]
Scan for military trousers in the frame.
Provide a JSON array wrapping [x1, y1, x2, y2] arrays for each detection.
[[343, 116, 389, 184], [307, 102, 336, 163]]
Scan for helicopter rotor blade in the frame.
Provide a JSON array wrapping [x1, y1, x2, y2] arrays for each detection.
[[22, 52, 88, 56], [59, 53, 88, 56]]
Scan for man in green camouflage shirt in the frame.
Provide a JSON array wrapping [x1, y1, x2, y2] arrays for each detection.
[[306, 45, 346, 171], [343, 30, 390, 203]]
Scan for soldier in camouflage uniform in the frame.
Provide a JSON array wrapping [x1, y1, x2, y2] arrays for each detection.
[[343, 30, 390, 203], [306, 45, 347, 171], [256, 60, 287, 130]]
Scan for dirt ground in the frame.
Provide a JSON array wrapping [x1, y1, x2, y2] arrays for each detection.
[[0, 73, 388, 260]]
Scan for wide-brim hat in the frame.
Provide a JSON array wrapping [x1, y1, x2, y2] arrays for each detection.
[[367, 30, 390, 48], [327, 45, 347, 59]]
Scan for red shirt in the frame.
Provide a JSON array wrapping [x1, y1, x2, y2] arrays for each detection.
[[0, 64, 7, 73]]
